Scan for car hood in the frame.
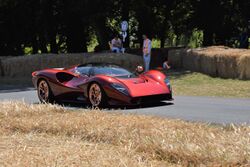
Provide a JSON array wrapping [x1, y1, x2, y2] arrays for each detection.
[[116, 77, 170, 97]]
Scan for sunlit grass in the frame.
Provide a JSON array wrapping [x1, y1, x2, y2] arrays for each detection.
[[168, 70, 250, 98]]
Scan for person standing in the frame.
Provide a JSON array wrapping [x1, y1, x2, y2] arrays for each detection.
[[142, 34, 152, 71]]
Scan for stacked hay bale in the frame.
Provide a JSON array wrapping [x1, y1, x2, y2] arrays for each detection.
[[0, 56, 13, 76], [1, 53, 143, 77], [168, 49, 187, 69], [0, 58, 3, 76], [184, 46, 250, 79], [183, 47, 237, 78], [168, 46, 250, 80], [238, 52, 250, 80]]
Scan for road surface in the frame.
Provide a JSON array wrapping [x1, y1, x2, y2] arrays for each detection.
[[0, 89, 250, 125]]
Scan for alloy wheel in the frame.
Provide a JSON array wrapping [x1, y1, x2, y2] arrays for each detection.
[[89, 83, 102, 107], [38, 80, 49, 103]]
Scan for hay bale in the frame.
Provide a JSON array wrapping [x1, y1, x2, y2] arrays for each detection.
[[0, 59, 3, 76], [183, 49, 202, 72], [184, 46, 250, 79], [198, 47, 249, 78], [0, 56, 14, 77], [199, 53, 217, 76], [238, 53, 250, 80], [168, 49, 186, 69], [215, 54, 239, 78], [1, 53, 143, 77]]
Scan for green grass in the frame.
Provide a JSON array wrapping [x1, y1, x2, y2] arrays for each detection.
[[168, 70, 250, 98]]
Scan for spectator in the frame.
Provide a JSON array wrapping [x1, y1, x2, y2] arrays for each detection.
[[111, 35, 122, 53], [163, 57, 171, 70], [142, 34, 152, 71], [135, 65, 144, 75]]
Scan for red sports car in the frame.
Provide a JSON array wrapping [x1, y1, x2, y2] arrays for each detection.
[[32, 63, 173, 107]]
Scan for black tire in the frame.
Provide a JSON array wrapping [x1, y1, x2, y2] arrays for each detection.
[[37, 79, 55, 103], [88, 83, 107, 108]]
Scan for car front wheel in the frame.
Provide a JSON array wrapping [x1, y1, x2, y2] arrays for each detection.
[[88, 83, 106, 107]]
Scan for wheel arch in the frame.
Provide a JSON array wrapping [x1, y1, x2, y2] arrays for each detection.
[[86, 77, 110, 98], [37, 77, 48, 87]]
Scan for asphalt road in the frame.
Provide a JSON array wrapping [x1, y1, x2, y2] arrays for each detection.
[[0, 89, 250, 125]]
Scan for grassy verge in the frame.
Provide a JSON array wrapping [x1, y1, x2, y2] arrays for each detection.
[[168, 70, 250, 98], [0, 101, 249, 166]]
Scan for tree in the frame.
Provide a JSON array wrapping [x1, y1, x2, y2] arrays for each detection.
[[0, 0, 249, 56]]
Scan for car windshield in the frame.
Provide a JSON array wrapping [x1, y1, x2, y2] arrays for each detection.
[[74, 67, 91, 76], [76, 64, 137, 78], [94, 67, 134, 77]]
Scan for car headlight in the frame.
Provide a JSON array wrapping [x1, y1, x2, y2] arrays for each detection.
[[164, 78, 172, 91], [111, 83, 129, 96]]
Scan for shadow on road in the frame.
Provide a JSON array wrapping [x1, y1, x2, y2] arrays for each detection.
[[0, 87, 35, 93], [37, 101, 174, 110]]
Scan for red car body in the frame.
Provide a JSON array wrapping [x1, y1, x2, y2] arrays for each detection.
[[32, 63, 173, 106]]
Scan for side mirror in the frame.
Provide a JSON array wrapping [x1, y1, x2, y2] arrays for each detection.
[[136, 66, 144, 74]]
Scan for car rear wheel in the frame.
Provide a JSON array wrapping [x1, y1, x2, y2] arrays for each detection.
[[37, 80, 54, 103], [88, 83, 106, 107]]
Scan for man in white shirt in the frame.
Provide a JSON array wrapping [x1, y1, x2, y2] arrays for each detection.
[[111, 35, 122, 53], [142, 34, 152, 71]]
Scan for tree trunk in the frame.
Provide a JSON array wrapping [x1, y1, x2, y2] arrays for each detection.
[[121, 0, 130, 48], [95, 17, 111, 51], [39, 35, 48, 53], [160, 36, 166, 48], [32, 35, 39, 54], [203, 29, 213, 46], [49, 33, 58, 53]]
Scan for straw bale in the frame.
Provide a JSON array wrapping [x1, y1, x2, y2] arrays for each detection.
[[183, 49, 201, 72], [185, 46, 250, 79], [238, 53, 250, 80], [168, 49, 186, 69], [1, 53, 143, 77], [199, 53, 217, 76], [0, 59, 3, 76], [215, 54, 239, 78]]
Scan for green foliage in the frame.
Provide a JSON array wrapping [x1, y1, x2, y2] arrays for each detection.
[[151, 39, 161, 48], [24, 47, 33, 55], [188, 29, 203, 48], [0, 0, 249, 56], [87, 35, 99, 52]]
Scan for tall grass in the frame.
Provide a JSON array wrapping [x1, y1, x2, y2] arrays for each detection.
[[0, 101, 249, 166]]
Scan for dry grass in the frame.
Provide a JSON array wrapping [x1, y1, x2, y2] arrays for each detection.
[[0, 101, 249, 166]]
